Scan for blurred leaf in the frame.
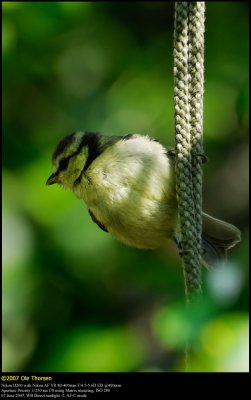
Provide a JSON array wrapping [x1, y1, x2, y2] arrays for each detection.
[[236, 85, 249, 131], [2, 18, 16, 56], [40, 325, 146, 372], [152, 297, 216, 350]]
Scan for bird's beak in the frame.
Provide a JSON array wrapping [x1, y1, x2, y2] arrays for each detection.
[[46, 173, 59, 186]]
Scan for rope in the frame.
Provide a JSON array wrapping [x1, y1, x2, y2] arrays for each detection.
[[174, 2, 205, 302]]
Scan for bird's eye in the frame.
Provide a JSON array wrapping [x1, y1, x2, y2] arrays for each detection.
[[58, 157, 70, 171]]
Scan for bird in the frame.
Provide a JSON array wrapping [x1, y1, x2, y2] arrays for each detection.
[[46, 131, 241, 267]]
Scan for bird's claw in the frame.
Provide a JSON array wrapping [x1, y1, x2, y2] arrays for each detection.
[[192, 153, 208, 164]]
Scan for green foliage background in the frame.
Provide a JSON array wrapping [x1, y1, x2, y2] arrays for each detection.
[[2, 2, 249, 372]]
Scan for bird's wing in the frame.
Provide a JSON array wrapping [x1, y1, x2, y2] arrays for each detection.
[[88, 209, 108, 233]]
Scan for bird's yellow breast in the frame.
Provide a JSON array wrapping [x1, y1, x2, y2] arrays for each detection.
[[74, 136, 178, 249]]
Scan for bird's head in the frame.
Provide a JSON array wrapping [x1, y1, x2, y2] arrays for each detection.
[[46, 131, 100, 190]]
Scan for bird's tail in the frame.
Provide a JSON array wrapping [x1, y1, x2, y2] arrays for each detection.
[[201, 212, 241, 267]]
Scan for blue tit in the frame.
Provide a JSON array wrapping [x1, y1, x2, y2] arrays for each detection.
[[46, 132, 241, 266]]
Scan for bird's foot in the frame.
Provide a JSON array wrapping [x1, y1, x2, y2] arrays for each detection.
[[192, 152, 208, 164], [170, 149, 208, 164]]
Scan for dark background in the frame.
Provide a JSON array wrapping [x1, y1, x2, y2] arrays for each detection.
[[2, 2, 249, 372]]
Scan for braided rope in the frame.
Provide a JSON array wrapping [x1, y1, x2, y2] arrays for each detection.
[[174, 2, 205, 302], [189, 2, 205, 285]]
